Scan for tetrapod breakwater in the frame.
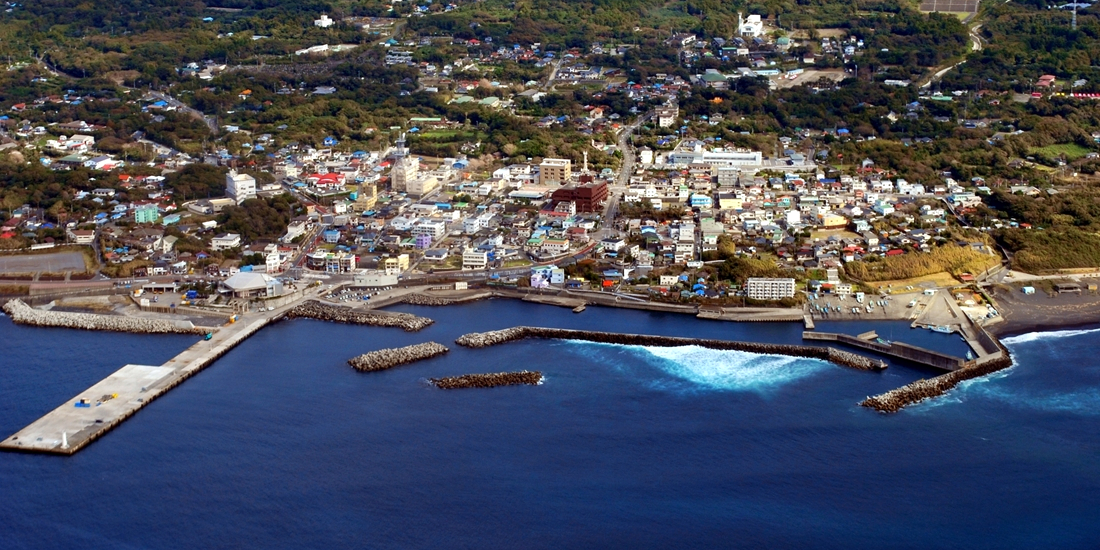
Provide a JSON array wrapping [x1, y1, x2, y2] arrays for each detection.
[[348, 342, 449, 372], [285, 300, 433, 331], [400, 294, 457, 306], [860, 352, 1014, 413], [430, 371, 543, 389], [454, 326, 887, 371], [2, 298, 204, 334]]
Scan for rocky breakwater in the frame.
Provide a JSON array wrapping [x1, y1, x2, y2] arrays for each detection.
[[401, 294, 456, 306], [2, 299, 203, 334], [455, 326, 886, 371], [285, 300, 433, 332], [430, 371, 543, 389], [348, 342, 449, 372], [861, 353, 1014, 413]]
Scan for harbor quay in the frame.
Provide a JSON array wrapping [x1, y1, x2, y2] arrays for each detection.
[[0, 312, 278, 455]]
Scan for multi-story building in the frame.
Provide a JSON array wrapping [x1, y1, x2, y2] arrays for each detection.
[[413, 220, 447, 240], [538, 158, 572, 185], [655, 104, 679, 128], [391, 156, 418, 192], [134, 204, 159, 223], [550, 181, 608, 212], [226, 170, 256, 204], [383, 254, 410, 275], [746, 278, 796, 300], [462, 248, 488, 270], [406, 175, 439, 198]]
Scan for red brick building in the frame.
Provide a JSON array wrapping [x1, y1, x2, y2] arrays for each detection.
[[550, 181, 608, 213]]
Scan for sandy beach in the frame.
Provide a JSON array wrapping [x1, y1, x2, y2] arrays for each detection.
[[989, 285, 1100, 336]]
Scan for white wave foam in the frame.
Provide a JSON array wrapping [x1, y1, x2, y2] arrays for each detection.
[[1001, 326, 1100, 346], [633, 345, 831, 393]]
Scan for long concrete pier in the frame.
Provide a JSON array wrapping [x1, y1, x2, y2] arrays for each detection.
[[0, 310, 282, 455]]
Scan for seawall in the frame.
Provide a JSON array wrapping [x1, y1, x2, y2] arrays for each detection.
[[348, 342, 449, 372], [455, 326, 886, 371], [285, 300, 433, 331], [430, 371, 543, 389], [2, 298, 204, 334]]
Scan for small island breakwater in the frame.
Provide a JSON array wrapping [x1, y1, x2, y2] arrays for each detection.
[[860, 352, 1014, 413], [455, 326, 886, 371], [284, 300, 433, 331], [2, 298, 204, 334], [430, 371, 543, 389], [348, 342, 449, 372]]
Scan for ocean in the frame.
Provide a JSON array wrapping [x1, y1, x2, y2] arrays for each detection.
[[1, 300, 1099, 549]]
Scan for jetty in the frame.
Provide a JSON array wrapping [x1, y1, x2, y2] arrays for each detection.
[[0, 308, 282, 455], [802, 330, 967, 371], [0, 291, 438, 455], [455, 326, 887, 371]]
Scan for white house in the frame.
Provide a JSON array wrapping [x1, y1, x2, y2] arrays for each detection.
[[210, 233, 242, 251]]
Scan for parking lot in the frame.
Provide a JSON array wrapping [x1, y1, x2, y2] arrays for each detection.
[[0, 252, 86, 275]]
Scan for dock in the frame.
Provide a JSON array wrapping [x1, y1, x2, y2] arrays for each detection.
[[0, 310, 283, 455], [803, 331, 966, 371]]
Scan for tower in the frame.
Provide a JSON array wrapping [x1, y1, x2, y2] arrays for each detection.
[[394, 132, 409, 158], [583, 150, 589, 173]]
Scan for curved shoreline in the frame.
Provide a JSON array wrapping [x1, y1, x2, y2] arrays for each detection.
[[454, 326, 888, 371]]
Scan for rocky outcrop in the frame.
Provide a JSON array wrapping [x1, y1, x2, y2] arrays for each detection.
[[2, 299, 203, 334], [430, 371, 543, 389], [860, 353, 1014, 413], [348, 342, 449, 372], [285, 300, 433, 331], [455, 326, 887, 371], [401, 294, 456, 306]]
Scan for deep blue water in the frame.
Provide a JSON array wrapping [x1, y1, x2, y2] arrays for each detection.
[[2, 300, 1099, 549]]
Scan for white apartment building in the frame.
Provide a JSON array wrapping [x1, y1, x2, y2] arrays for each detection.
[[462, 249, 488, 270], [746, 277, 796, 300], [226, 170, 256, 204], [412, 220, 447, 239]]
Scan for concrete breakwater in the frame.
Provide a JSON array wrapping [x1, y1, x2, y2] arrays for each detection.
[[860, 353, 1014, 413], [348, 342, 449, 372], [430, 371, 543, 389], [455, 327, 887, 371], [285, 300, 433, 331], [1, 298, 203, 334]]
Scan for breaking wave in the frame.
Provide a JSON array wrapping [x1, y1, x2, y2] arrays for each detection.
[[565, 341, 831, 393], [1001, 326, 1100, 346]]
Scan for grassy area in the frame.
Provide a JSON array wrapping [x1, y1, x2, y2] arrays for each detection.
[[870, 271, 962, 292], [1029, 143, 1094, 161], [503, 259, 532, 268]]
